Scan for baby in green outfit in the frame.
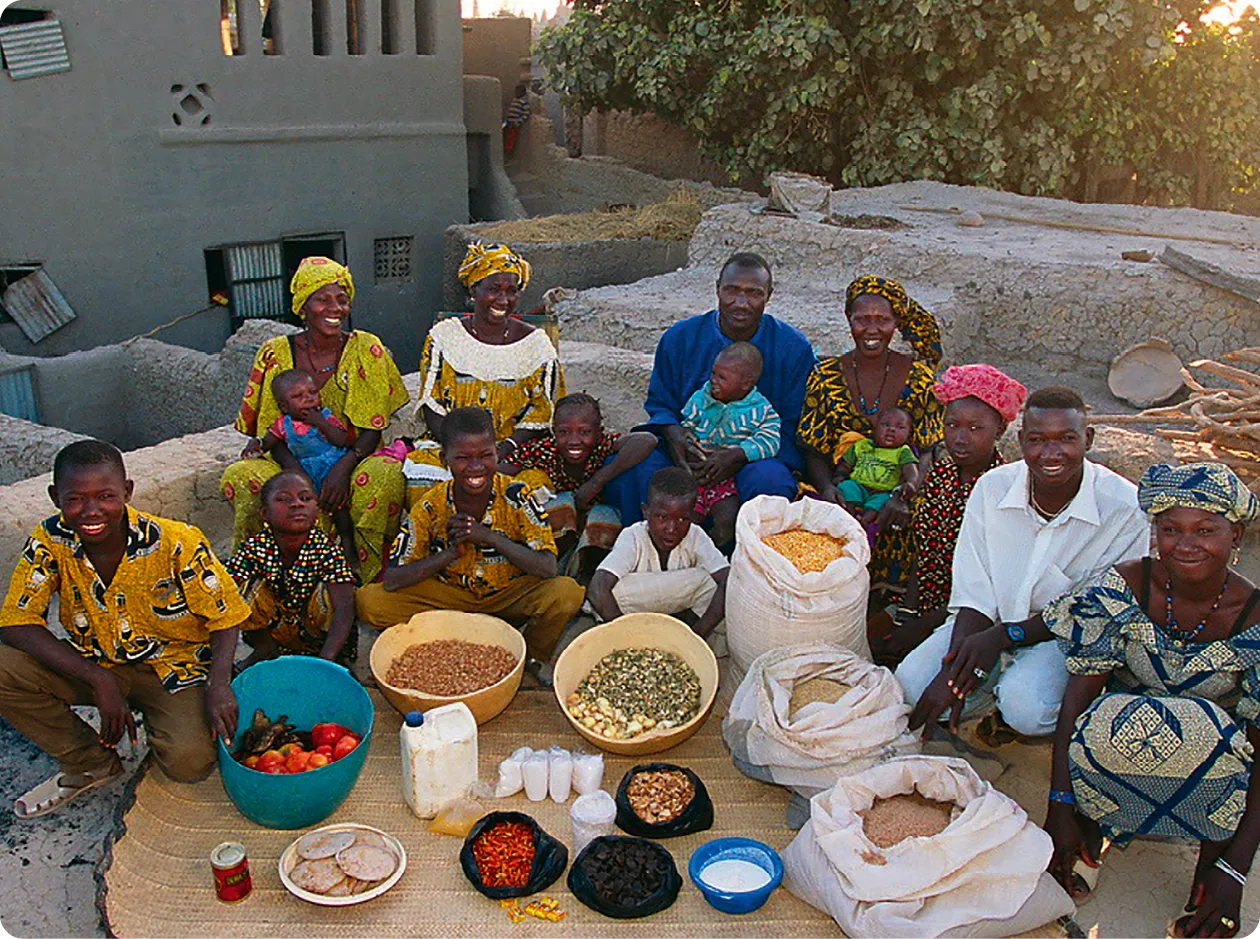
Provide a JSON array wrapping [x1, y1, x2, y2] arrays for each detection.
[[834, 405, 920, 528]]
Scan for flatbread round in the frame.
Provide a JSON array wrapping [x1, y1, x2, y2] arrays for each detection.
[[290, 857, 346, 894], [324, 877, 354, 897], [354, 830, 388, 851], [336, 844, 396, 882], [296, 829, 357, 860]]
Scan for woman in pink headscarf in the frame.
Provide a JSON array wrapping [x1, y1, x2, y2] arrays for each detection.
[[872, 363, 1027, 666]]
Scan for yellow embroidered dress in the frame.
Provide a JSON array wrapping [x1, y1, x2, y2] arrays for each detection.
[[403, 316, 565, 497], [1, 508, 250, 691], [219, 330, 410, 582]]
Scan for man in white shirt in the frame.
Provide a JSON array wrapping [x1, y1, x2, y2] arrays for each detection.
[[588, 467, 729, 645], [896, 387, 1149, 737]]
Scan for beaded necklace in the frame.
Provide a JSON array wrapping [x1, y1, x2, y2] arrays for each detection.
[[849, 353, 892, 417], [1164, 572, 1230, 641]]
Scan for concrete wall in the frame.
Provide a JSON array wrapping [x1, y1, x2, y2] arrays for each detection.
[[0, 0, 468, 369], [463, 75, 528, 224], [581, 110, 736, 188], [461, 16, 531, 114], [558, 183, 1260, 387], [442, 224, 689, 312], [0, 319, 297, 451], [515, 111, 756, 218], [0, 414, 89, 486]]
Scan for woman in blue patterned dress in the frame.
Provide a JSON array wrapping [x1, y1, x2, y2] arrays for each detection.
[[1043, 462, 1260, 938]]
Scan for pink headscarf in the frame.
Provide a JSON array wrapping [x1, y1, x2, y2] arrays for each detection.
[[932, 364, 1027, 424]]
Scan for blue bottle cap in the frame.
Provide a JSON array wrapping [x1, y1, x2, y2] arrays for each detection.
[[404, 711, 425, 727]]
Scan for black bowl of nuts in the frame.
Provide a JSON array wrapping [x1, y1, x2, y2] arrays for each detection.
[[553, 613, 719, 754], [615, 763, 714, 838]]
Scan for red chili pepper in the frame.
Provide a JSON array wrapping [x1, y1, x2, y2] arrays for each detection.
[[472, 822, 536, 888]]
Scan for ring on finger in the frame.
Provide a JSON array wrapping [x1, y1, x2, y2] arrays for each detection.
[[1220, 917, 1237, 932], [973, 667, 988, 680]]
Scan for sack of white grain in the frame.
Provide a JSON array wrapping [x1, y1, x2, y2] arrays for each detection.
[[722, 643, 919, 798], [781, 755, 1074, 938], [726, 496, 870, 682]]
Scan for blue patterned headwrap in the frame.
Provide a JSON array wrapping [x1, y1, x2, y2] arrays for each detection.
[[1137, 462, 1259, 524]]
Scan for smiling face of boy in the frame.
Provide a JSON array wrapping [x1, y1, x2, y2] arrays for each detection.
[[443, 430, 498, 498], [50, 463, 134, 548]]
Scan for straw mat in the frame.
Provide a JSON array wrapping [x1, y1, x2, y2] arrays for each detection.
[[100, 689, 1068, 938]]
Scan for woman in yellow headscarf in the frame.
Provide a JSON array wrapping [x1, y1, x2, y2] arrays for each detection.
[[402, 242, 565, 501], [798, 274, 945, 592], [220, 257, 410, 582]]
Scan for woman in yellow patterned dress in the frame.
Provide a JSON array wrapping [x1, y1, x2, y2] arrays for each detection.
[[220, 257, 410, 583], [403, 242, 565, 502], [797, 275, 944, 591]]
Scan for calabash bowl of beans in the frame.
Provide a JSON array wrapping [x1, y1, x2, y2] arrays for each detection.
[[369, 611, 526, 724], [552, 612, 719, 756]]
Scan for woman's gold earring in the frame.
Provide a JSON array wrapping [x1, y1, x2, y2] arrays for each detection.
[[1152, 544, 1160, 561], [1232, 546, 1241, 567]]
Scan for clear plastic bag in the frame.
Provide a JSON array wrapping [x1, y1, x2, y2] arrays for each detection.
[[523, 751, 550, 801], [429, 796, 486, 837], [494, 746, 533, 798], [549, 746, 573, 803], [572, 752, 605, 795], [570, 790, 617, 856]]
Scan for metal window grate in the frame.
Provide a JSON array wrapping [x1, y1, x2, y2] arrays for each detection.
[[0, 18, 70, 80], [225, 242, 287, 320], [374, 236, 413, 282]]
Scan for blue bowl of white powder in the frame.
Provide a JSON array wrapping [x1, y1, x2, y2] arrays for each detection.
[[688, 837, 782, 914]]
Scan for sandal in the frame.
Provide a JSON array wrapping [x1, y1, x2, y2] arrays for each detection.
[[974, 711, 1031, 748], [14, 760, 123, 819]]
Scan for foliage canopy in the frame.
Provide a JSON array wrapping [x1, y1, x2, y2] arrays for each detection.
[[537, 0, 1260, 206]]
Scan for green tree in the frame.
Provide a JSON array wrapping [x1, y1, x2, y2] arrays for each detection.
[[538, 0, 1260, 206]]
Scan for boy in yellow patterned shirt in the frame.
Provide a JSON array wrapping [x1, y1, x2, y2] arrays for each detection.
[[0, 441, 249, 818], [357, 408, 584, 679]]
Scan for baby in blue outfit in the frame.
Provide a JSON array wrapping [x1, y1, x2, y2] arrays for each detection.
[[258, 368, 357, 565]]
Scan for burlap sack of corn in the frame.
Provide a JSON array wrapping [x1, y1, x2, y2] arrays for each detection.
[[723, 643, 919, 798], [782, 756, 1074, 938], [726, 496, 870, 683]]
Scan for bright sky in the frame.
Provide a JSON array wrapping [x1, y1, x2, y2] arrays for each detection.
[[461, 0, 569, 19]]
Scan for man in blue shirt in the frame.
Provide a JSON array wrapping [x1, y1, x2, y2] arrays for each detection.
[[601, 253, 817, 534]]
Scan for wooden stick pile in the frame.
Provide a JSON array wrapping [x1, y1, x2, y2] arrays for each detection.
[[1093, 348, 1260, 490]]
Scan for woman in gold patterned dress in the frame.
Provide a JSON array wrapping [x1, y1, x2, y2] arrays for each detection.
[[220, 257, 410, 583], [402, 242, 565, 502], [797, 275, 944, 590]]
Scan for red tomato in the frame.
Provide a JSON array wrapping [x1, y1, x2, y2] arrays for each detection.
[[307, 752, 331, 769], [331, 734, 359, 761], [311, 723, 351, 749], [256, 750, 284, 772], [315, 745, 334, 758], [285, 749, 311, 774], [262, 763, 287, 774]]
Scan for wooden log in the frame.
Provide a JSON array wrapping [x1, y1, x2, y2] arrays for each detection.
[[1186, 359, 1260, 389]]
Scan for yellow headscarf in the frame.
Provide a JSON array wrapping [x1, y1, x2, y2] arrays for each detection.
[[290, 256, 355, 316], [845, 274, 942, 367], [457, 242, 532, 290]]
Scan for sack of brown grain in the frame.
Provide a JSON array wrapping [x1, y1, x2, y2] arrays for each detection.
[[781, 756, 1073, 938], [722, 643, 919, 799], [726, 496, 870, 682]]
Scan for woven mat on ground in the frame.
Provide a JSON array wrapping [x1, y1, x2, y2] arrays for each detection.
[[100, 688, 1068, 938]]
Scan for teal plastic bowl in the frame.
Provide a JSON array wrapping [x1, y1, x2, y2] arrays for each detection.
[[217, 656, 374, 829]]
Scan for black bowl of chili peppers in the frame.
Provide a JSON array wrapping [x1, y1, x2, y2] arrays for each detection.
[[460, 811, 568, 899]]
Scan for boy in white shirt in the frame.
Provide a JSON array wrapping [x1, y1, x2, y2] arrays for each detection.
[[588, 467, 729, 647]]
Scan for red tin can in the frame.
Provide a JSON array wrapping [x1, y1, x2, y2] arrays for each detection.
[[211, 841, 252, 902]]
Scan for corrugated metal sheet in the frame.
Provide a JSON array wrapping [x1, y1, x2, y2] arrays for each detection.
[[0, 20, 70, 80], [2, 268, 77, 343], [0, 364, 39, 423], [225, 243, 286, 320]]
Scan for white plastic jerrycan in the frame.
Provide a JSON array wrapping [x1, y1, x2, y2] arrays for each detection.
[[399, 702, 479, 818]]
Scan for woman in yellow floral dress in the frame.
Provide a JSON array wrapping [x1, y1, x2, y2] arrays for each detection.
[[220, 257, 410, 582], [403, 242, 565, 502], [798, 275, 944, 590]]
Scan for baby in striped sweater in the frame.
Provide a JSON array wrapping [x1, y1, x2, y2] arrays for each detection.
[[678, 342, 781, 547]]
